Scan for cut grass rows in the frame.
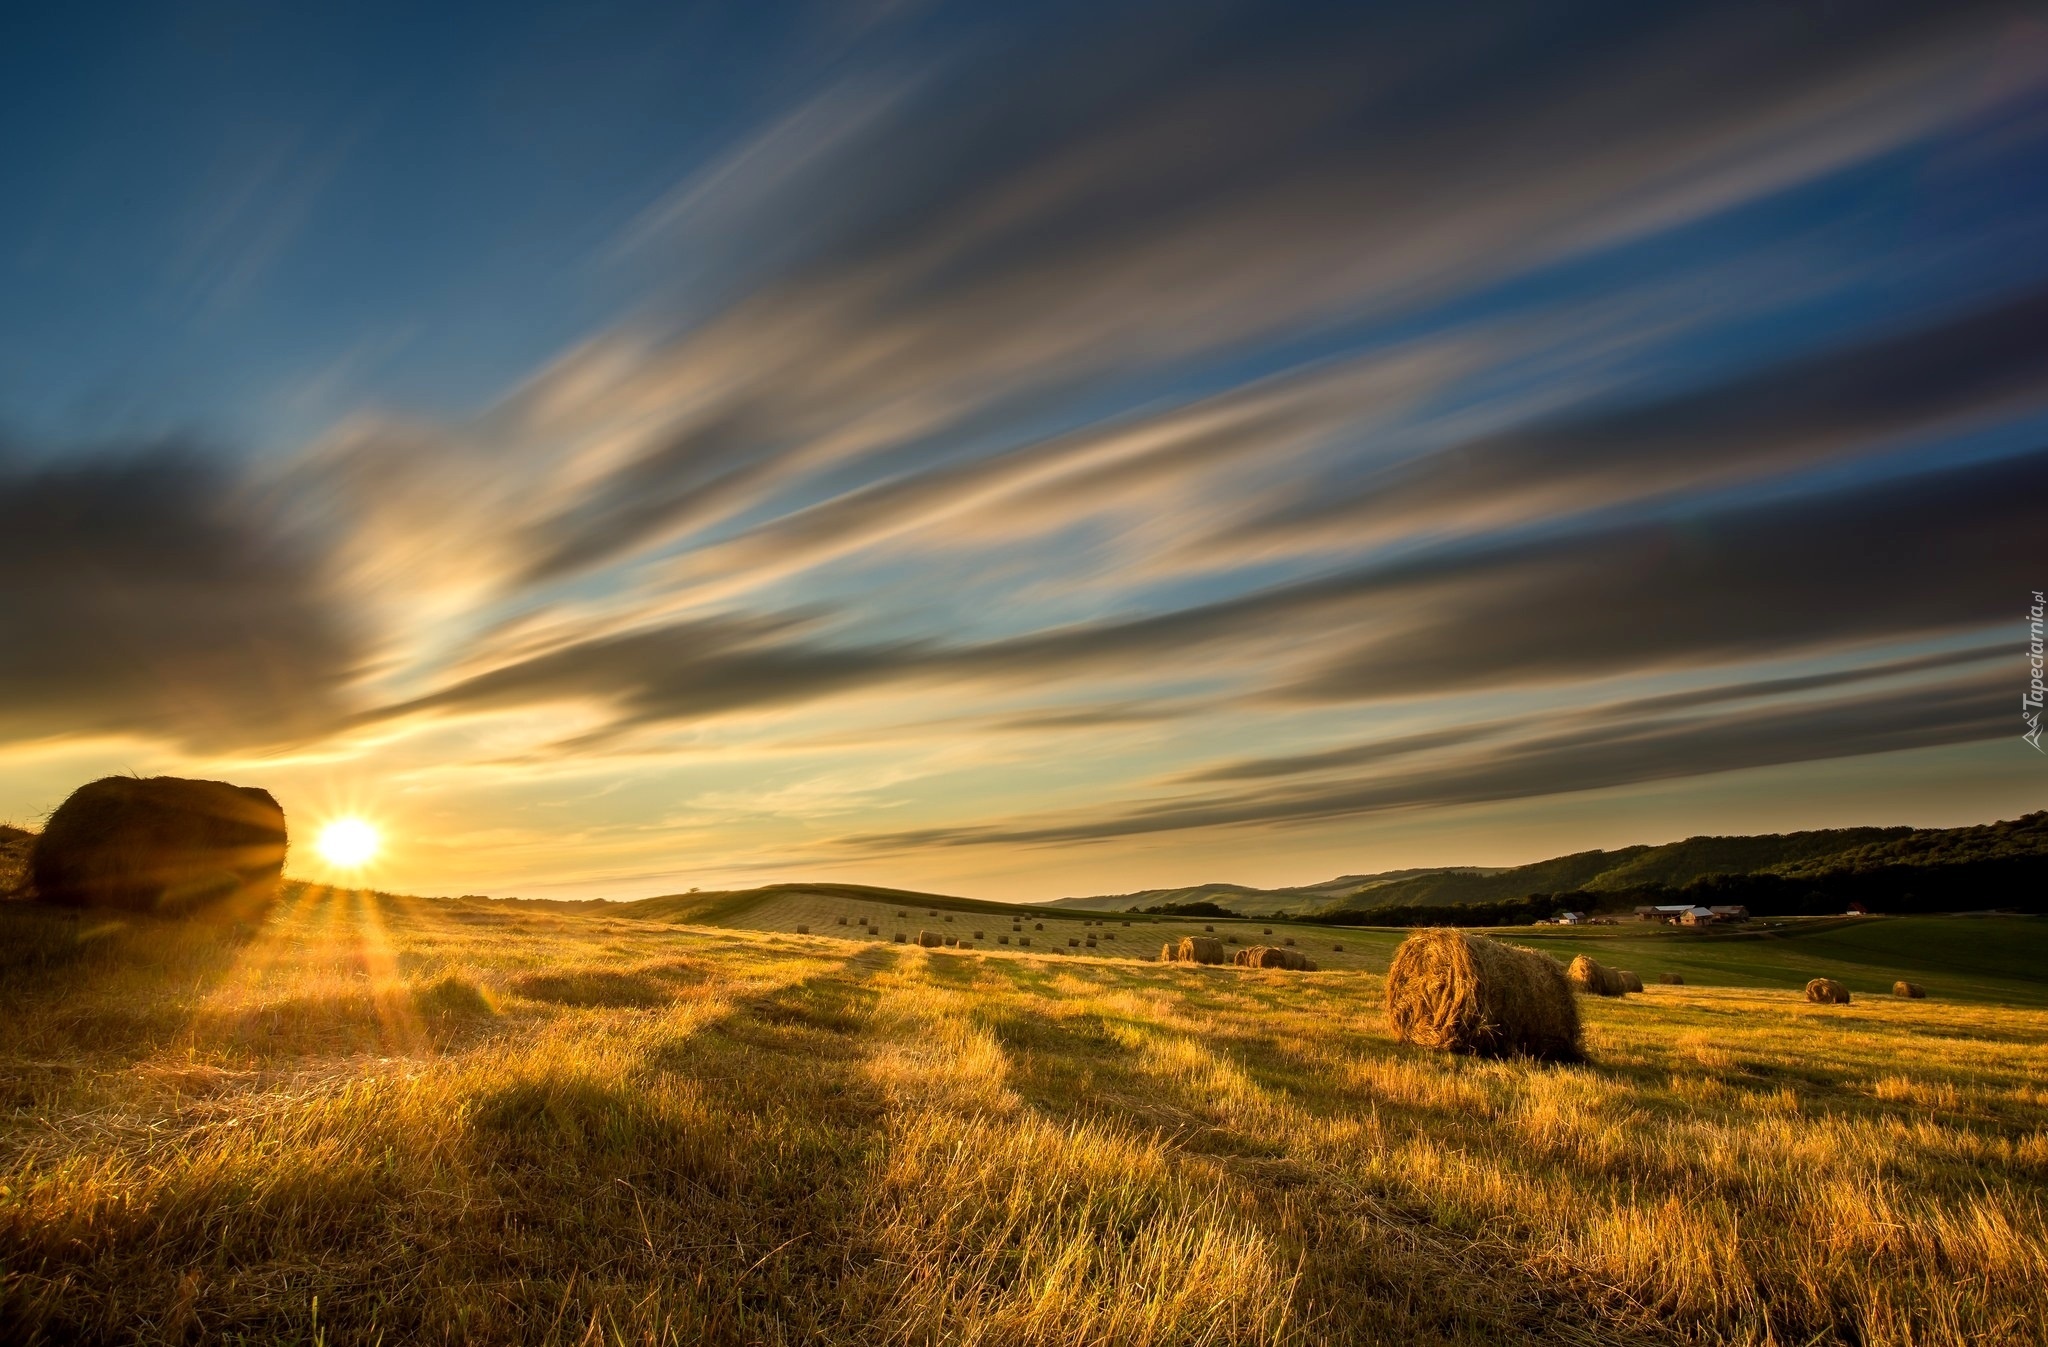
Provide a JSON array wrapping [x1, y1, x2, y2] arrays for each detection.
[[2, 890, 2045, 1344]]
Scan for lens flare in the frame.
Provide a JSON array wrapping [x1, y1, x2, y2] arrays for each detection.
[[316, 817, 381, 869]]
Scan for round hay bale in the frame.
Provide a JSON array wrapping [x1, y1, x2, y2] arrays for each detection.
[[1384, 930, 1581, 1061], [1068, 937, 1079, 947], [1177, 936, 1226, 965], [999, 935, 1011, 945], [945, 914, 954, 922], [1566, 955, 1625, 997], [32, 775, 287, 917], [1035, 922, 1044, 930], [918, 930, 942, 948], [796, 924, 810, 934], [973, 930, 984, 939], [1332, 944, 1343, 952], [1203, 924, 1214, 932], [836, 916, 847, 925], [1227, 935, 1239, 944], [1893, 980, 1926, 998], [1301, 958, 1319, 972], [893, 932, 907, 943], [1658, 972, 1685, 985], [897, 910, 907, 917], [1262, 927, 1272, 934], [1159, 941, 1177, 961], [1617, 970, 1644, 993], [1806, 977, 1851, 1004], [1018, 937, 1030, 947]]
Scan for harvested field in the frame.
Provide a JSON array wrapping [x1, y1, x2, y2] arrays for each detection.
[[3, 891, 2044, 1345]]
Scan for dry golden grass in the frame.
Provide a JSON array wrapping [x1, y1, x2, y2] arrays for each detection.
[[2, 889, 2045, 1344]]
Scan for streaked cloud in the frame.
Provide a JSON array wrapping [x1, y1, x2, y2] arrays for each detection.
[[5, 0, 2045, 895]]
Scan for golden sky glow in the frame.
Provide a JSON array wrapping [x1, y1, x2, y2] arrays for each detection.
[[1, 4, 2042, 902]]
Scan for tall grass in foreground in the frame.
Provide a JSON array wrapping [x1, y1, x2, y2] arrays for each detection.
[[1, 890, 2045, 1344]]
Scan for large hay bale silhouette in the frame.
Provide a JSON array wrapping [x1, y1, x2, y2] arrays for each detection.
[[1617, 970, 1644, 993], [1176, 936, 1226, 965], [1566, 954, 1626, 997], [1893, 980, 1926, 998], [1658, 972, 1685, 985], [1806, 978, 1851, 1004], [1385, 930, 1580, 1061], [917, 931, 942, 948], [32, 776, 286, 917]]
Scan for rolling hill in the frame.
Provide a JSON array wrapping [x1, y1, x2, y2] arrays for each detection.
[[1047, 867, 1492, 914]]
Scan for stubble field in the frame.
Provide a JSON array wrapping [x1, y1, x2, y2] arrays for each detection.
[[2, 889, 2044, 1345]]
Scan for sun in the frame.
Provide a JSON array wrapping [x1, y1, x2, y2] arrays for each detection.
[[316, 817, 381, 869]]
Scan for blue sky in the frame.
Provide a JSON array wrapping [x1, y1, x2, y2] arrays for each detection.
[[4, 0, 2046, 899]]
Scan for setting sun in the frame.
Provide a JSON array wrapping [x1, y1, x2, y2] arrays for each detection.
[[315, 817, 381, 869]]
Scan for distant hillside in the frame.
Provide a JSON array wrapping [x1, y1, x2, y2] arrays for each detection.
[[1050, 867, 1489, 914], [1320, 812, 2048, 917], [619, 881, 1063, 925], [1774, 812, 2048, 876]]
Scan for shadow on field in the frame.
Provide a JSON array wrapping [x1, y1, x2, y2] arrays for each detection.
[[0, 902, 266, 1063], [451, 946, 905, 1339]]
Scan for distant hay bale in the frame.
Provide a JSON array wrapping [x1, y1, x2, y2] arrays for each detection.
[[943, 936, 957, 947], [1283, 937, 1296, 946], [837, 916, 847, 924], [918, 931, 942, 948], [1034, 922, 1043, 930], [1177, 936, 1226, 965], [1227, 935, 1239, 944], [1262, 927, 1272, 934], [1384, 930, 1582, 1061], [894, 932, 907, 943], [1658, 972, 1685, 985], [1566, 955, 1626, 997], [1332, 944, 1344, 952], [1237, 946, 1304, 970], [945, 915, 954, 922], [973, 930, 984, 939], [1018, 937, 1030, 946], [1122, 921, 1130, 926], [796, 924, 810, 934], [32, 775, 287, 917], [897, 910, 907, 917], [1068, 937, 1079, 946], [1617, 969, 1644, 993], [1000, 935, 1011, 944], [1806, 977, 1851, 1004], [1204, 924, 1214, 932], [1159, 941, 1176, 961], [1893, 980, 1926, 998]]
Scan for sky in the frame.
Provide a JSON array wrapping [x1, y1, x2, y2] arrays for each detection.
[[3, 0, 2046, 901]]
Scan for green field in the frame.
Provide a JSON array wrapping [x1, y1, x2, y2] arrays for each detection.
[[623, 883, 2048, 1005], [2, 891, 2044, 1345]]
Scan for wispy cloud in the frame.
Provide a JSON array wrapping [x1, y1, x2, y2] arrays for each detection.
[[9, 0, 2047, 894]]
